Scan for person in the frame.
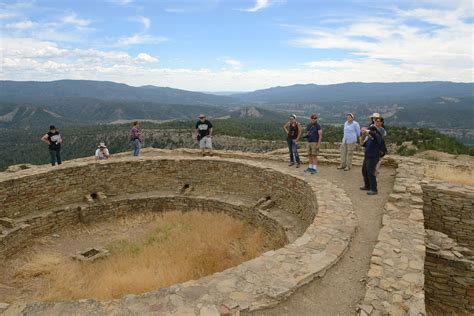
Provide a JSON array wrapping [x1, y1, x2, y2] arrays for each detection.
[[95, 142, 110, 160], [360, 125, 382, 195], [195, 114, 213, 156], [374, 116, 387, 174], [130, 121, 141, 156], [338, 113, 360, 171], [283, 114, 302, 167], [41, 125, 62, 166], [304, 114, 322, 174]]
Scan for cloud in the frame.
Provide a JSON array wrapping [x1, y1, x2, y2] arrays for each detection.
[[135, 15, 150, 31], [116, 34, 168, 46], [223, 58, 242, 70], [240, 0, 284, 12], [108, 0, 133, 5], [5, 20, 36, 30], [135, 53, 158, 63], [62, 14, 91, 27]]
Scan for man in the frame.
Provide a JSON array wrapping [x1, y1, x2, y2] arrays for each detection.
[[304, 114, 322, 174], [95, 142, 110, 160], [130, 121, 141, 156], [195, 114, 213, 156], [283, 114, 302, 167], [41, 125, 62, 166], [360, 125, 382, 195]]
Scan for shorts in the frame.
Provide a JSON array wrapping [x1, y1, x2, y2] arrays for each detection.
[[307, 142, 319, 156], [199, 136, 212, 149]]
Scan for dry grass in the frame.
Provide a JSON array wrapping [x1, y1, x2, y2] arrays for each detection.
[[425, 164, 474, 185], [14, 211, 282, 301]]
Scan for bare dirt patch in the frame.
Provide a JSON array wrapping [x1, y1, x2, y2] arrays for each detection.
[[0, 211, 283, 303]]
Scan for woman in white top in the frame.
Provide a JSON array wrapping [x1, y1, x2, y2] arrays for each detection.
[[338, 113, 360, 171]]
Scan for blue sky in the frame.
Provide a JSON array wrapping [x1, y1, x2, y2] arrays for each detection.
[[1, 0, 473, 91]]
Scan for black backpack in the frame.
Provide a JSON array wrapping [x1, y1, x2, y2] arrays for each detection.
[[379, 138, 388, 157]]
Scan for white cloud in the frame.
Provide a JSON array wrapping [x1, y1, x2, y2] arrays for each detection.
[[6, 20, 36, 30], [62, 14, 91, 27], [116, 34, 168, 46], [135, 53, 158, 63], [241, 0, 284, 12], [223, 58, 242, 70], [108, 0, 133, 5]]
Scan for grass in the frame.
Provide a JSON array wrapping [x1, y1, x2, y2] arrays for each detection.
[[425, 164, 474, 185], [13, 211, 283, 301]]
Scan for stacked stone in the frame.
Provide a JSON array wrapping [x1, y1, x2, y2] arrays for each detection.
[[422, 180, 474, 250], [1, 153, 358, 315], [424, 229, 474, 314], [359, 158, 427, 316]]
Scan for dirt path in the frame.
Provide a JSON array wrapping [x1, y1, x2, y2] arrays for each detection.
[[246, 163, 395, 316]]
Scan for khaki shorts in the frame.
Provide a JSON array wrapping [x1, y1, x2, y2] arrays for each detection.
[[307, 142, 320, 156], [199, 136, 213, 149]]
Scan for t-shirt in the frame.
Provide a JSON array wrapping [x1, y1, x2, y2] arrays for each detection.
[[287, 123, 299, 140], [95, 148, 110, 160], [306, 123, 321, 143], [196, 120, 213, 137], [47, 131, 61, 151]]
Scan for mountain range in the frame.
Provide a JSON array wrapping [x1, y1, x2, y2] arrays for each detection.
[[0, 80, 473, 144]]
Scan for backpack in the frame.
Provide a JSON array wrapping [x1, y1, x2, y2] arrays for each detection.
[[379, 138, 388, 157]]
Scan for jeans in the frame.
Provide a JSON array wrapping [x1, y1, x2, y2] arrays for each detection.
[[49, 149, 61, 166], [340, 142, 357, 168], [133, 139, 140, 156], [362, 157, 379, 192], [287, 139, 300, 163]]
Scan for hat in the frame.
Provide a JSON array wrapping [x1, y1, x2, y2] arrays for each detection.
[[49, 125, 56, 130], [290, 114, 296, 119], [98, 142, 106, 148], [346, 113, 354, 119], [370, 112, 381, 119]]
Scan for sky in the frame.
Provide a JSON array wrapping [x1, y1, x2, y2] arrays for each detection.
[[1, 0, 473, 91]]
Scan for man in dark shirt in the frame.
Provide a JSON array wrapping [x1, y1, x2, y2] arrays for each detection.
[[360, 126, 382, 195], [195, 114, 213, 156], [41, 125, 62, 166], [304, 114, 322, 174]]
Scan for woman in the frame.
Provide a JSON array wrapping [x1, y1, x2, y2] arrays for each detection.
[[338, 113, 360, 171], [283, 114, 302, 167], [130, 121, 141, 156]]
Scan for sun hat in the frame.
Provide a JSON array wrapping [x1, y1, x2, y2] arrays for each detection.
[[370, 112, 381, 119], [98, 142, 106, 148], [347, 113, 354, 119]]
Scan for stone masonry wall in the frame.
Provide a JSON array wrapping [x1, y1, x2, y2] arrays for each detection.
[[422, 180, 474, 250], [0, 158, 316, 224], [424, 229, 474, 314], [0, 196, 289, 258]]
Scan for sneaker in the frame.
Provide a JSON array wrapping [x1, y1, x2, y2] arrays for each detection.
[[288, 162, 295, 166], [310, 168, 317, 174], [367, 191, 378, 195], [304, 167, 312, 173], [360, 187, 369, 191], [344, 167, 350, 171], [337, 166, 344, 169], [296, 162, 301, 168]]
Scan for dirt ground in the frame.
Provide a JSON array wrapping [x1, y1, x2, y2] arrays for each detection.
[[246, 163, 395, 316]]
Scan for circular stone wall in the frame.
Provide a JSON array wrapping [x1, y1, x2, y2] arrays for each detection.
[[0, 154, 357, 315]]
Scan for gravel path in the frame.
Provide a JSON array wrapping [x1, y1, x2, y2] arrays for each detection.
[[246, 163, 395, 316]]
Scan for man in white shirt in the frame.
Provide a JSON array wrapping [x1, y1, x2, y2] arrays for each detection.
[[95, 142, 110, 160]]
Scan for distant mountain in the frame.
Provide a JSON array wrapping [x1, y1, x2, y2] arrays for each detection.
[[234, 82, 474, 103], [0, 80, 237, 106]]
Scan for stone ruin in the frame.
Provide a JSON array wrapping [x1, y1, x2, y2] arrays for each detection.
[[0, 148, 472, 315]]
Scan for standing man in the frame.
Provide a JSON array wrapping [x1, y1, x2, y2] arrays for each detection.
[[41, 125, 62, 166], [360, 126, 382, 195], [283, 114, 302, 167], [130, 121, 141, 156], [338, 113, 360, 171], [304, 114, 322, 174], [196, 114, 213, 156]]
